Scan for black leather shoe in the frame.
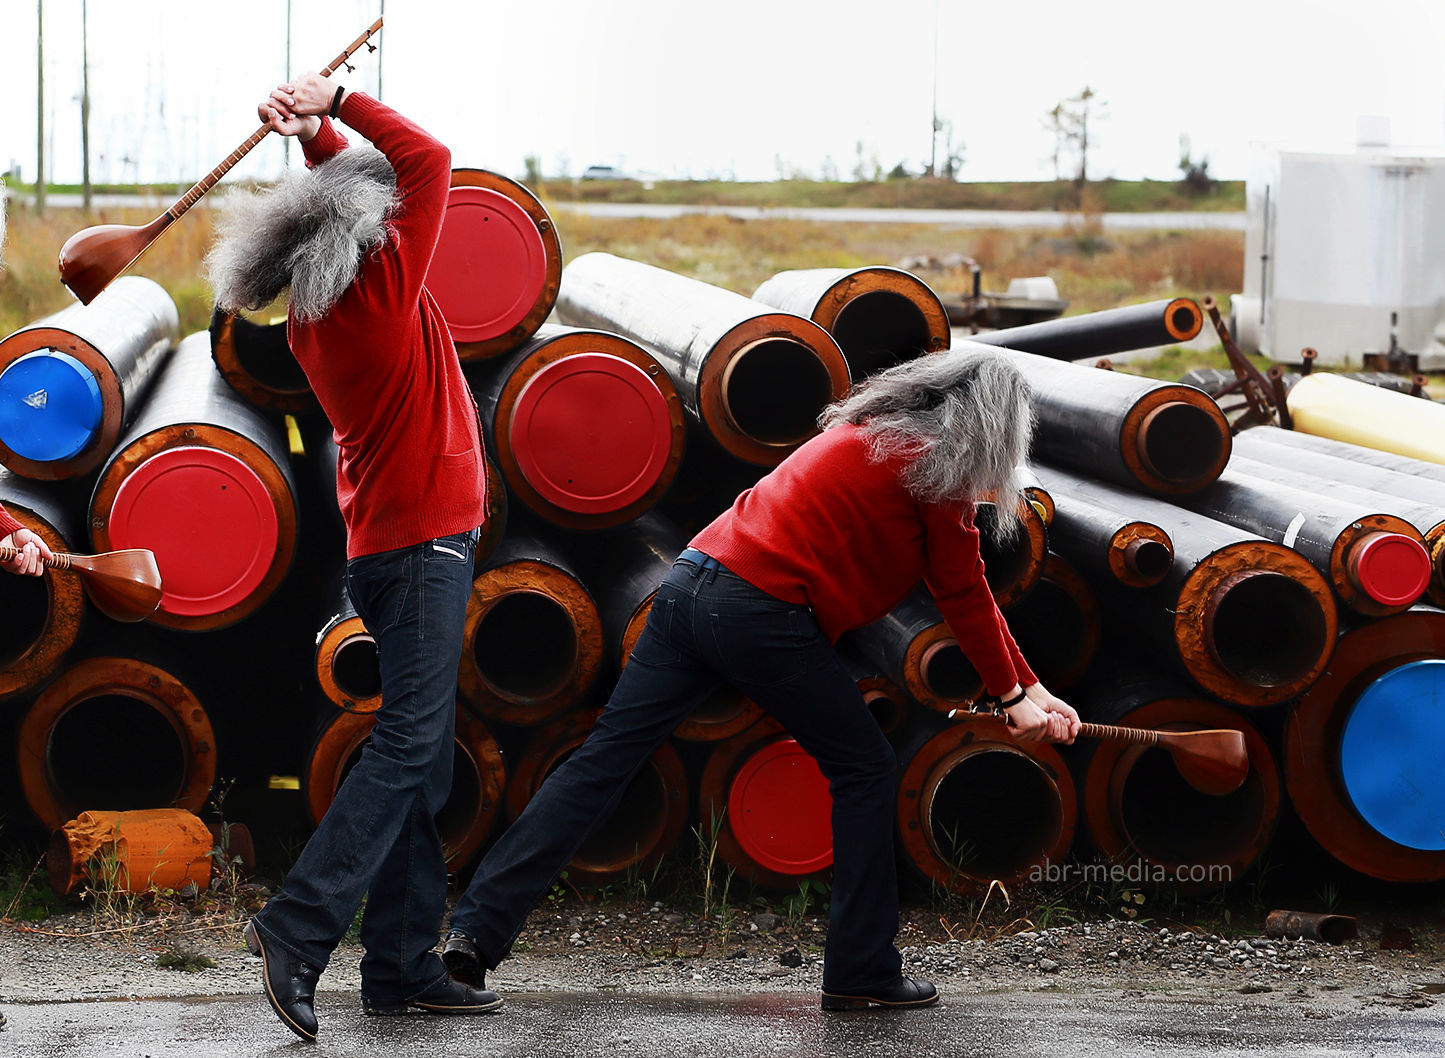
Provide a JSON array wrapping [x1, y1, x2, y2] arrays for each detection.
[[244, 920, 321, 1041], [821, 976, 940, 1011], [361, 975, 503, 1016], [441, 928, 482, 987]]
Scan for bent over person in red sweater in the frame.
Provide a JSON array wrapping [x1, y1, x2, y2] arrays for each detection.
[[444, 347, 1081, 1010], [206, 74, 494, 1040]]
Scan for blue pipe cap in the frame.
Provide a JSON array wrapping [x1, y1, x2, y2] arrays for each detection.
[[1339, 658, 1445, 851], [0, 349, 104, 463]]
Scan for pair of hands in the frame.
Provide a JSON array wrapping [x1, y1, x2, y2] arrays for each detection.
[[258, 71, 344, 141], [1001, 682, 1080, 744], [1, 528, 55, 577]]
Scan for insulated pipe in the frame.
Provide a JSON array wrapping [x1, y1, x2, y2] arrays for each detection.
[[896, 715, 1077, 895], [0, 276, 178, 480], [1076, 677, 1279, 893], [0, 469, 86, 699], [698, 718, 835, 891], [961, 339, 1231, 496], [969, 297, 1204, 361], [975, 497, 1048, 608], [48, 808, 214, 897], [89, 332, 299, 630], [470, 324, 687, 529], [1283, 606, 1445, 882], [1225, 449, 1445, 608], [1002, 553, 1100, 692], [1235, 424, 1445, 485], [15, 656, 216, 830], [556, 252, 851, 466], [305, 704, 507, 869], [1044, 487, 1175, 589], [1032, 463, 1338, 707], [314, 567, 381, 714], [841, 588, 983, 714], [504, 707, 687, 886], [425, 168, 562, 362], [570, 513, 762, 741], [749, 266, 949, 380], [459, 534, 605, 726], [839, 656, 912, 738], [209, 309, 317, 414], [1182, 467, 1431, 617], [1284, 372, 1445, 465]]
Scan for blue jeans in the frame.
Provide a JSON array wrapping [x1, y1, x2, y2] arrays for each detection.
[[451, 551, 903, 993], [252, 528, 478, 1005]]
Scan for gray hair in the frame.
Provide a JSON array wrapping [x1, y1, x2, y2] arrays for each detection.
[[205, 145, 397, 322], [819, 347, 1035, 538]]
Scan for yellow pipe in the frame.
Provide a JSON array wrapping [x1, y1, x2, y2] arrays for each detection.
[[1286, 374, 1445, 466]]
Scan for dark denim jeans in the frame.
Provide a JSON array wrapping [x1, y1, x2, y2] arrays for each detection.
[[252, 527, 478, 1004], [452, 551, 903, 993]]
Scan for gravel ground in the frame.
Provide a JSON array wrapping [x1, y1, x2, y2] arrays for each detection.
[[2, 894, 1441, 1015]]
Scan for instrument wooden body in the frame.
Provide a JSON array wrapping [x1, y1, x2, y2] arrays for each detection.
[[0, 545, 162, 622], [57, 18, 383, 304]]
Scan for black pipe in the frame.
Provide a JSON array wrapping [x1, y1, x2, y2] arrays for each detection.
[[970, 298, 1203, 361]]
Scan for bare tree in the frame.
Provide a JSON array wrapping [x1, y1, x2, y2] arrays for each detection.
[[1044, 86, 1105, 190]]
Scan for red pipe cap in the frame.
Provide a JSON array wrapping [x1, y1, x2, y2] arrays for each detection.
[[427, 185, 548, 343], [108, 446, 278, 617], [510, 353, 674, 514], [1352, 532, 1432, 607], [727, 739, 834, 876]]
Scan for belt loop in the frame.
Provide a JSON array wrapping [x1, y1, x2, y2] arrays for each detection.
[[704, 560, 719, 584]]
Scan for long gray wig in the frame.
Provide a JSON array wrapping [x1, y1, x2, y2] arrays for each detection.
[[205, 145, 397, 322], [819, 347, 1035, 538]]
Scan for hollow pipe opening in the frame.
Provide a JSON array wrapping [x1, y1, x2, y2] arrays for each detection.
[[1118, 744, 1263, 868], [976, 504, 1032, 596], [229, 315, 309, 393], [926, 749, 1061, 880], [862, 688, 903, 733], [918, 640, 982, 702], [688, 686, 751, 726], [46, 695, 186, 812], [550, 748, 669, 871], [1167, 302, 1202, 340], [1010, 580, 1087, 677], [474, 590, 579, 700], [830, 292, 931, 379], [721, 339, 835, 447], [1125, 538, 1173, 582], [0, 574, 50, 668], [331, 634, 381, 702], [1206, 571, 1328, 686], [1136, 402, 1225, 484], [434, 743, 483, 855]]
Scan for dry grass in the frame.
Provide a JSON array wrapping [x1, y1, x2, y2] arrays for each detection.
[[4, 201, 1244, 341]]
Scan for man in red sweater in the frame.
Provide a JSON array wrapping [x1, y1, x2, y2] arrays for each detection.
[[207, 73, 494, 1040], [0, 502, 53, 576], [444, 348, 1080, 1010]]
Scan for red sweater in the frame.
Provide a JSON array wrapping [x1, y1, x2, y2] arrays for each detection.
[[690, 424, 1036, 696], [294, 94, 486, 559], [0, 502, 23, 539]]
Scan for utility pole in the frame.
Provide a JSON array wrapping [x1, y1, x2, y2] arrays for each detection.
[[928, 0, 938, 177], [36, 0, 45, 212], [81, 0, 91, 212], [284, 0, 292, 167]]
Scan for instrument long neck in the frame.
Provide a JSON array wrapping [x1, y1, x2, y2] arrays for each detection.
[[1078, 721, 1160, 746]]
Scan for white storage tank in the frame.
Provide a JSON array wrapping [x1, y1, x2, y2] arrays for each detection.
[[1230, 138, 1445, 369]]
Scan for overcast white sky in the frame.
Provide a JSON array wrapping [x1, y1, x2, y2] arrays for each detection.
[[5, 0, 1445, 187]]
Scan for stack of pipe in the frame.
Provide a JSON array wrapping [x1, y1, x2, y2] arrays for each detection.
[[5, 226, 1444, 905]]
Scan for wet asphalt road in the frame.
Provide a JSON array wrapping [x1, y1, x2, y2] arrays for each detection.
[[2, 988, 1442, 1058]]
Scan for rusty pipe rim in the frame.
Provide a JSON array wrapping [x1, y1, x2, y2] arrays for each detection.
[[1123, 388, 1232, 495], [897, 719, 1075, 895], [505, 708, 687, 885], [976, 500, 1047, 608], [1084, 699, 1279, 892], [1284, 609, 1445, 882], [858, 675, 910, 736], [1337, 523, 1432, 616], [489, 330, 686, 529], [441, 169, 562, 362], [1162, 297, 1204, 342], [1178, 543, 1337, 707], [315, 616, 382, 714], [910, 632, 984, 712], [810, 268, 950, 379], [459, 561, 604, 725], [1112, 524, 1174, 587], [478, 455, 508, 564], [89, 427, 298, 631], [698, 315, 850, 467], [0, 510, 83, 699], [209, 311, 318, 414], [17, 657, 215, 830], [0, 326, 126, 480]]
